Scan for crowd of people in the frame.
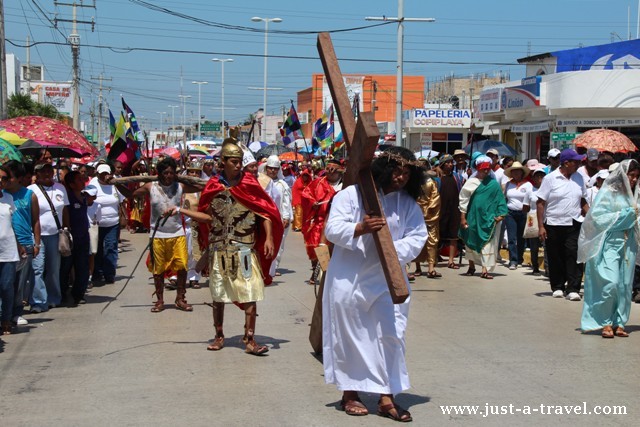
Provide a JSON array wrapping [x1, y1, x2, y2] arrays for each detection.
[[1, 134, 639, 421]]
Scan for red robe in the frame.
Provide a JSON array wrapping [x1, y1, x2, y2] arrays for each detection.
[[300, 177, 337, 261], [198, 172, 283, 286]]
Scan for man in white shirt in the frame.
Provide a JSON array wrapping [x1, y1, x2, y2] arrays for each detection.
[[577, 148, 599, 188], [264, 155, 293, 277], [536, 149, 589, 301]]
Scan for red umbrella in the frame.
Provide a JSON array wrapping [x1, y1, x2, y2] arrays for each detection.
[[0, 116, 99, 156], [573, 128, 637, 153]]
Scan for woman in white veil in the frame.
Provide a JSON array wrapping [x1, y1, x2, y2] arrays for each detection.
[[578, 159, 640, 338]]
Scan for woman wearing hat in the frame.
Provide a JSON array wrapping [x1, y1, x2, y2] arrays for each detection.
[[503, 162, 533, 270], [459, 156, 508, 279]]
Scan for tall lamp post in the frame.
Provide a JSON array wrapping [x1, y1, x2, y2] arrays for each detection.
[[251, 16, 282, 142], [178, 95, 191, 144], [156, 111, 166, 145], [191, 81, 208, 138], [212, 58, 233, 138], [168, 104, 179, 144]]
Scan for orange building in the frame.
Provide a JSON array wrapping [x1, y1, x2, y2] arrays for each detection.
[[297, 74, 425, 137]]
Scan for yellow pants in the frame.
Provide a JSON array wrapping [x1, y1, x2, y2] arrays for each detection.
[[292, 205, 303, 231], [150, 235, 188, 275]]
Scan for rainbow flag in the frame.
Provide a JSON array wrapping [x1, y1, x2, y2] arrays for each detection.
[[314, 104, 334, 150], [280, 102, 304, 145]]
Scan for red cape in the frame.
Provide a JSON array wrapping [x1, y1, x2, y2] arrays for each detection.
[[198, 172, 283, 286]]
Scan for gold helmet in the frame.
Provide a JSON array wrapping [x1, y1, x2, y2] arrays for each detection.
[[222, 127, 240, 145], [220, 141, 243, 159]]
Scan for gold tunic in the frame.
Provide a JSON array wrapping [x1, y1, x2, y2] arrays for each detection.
[[207, 189, 264, 303], [414, 178, 441, 265]]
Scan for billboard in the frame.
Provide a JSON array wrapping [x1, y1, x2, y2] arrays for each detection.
[[25, 82, 74, 116], [552, 39, 640, 72]]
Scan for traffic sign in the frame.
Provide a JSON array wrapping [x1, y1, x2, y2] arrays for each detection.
[[551, 132, 580, 142], [200, 123, 220, 132]]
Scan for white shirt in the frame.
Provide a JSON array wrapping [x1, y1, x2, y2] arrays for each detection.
[[0, 192, 19, 262], [493, 167, 505, 184], [522, 187, 540, 213], [89, 177, 123, 227], [505, 181, 533, 211], [28, 182, 70, 236], [536, 169, 587, 226], [273, 179, 293, 221], [87, 202, 102, 225], [577, 165, 594, 188]]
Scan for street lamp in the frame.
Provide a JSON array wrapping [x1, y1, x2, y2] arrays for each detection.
[[212, 58, 233, 138], [191, 81, 208, 138], [168, 105, 179, 144], [156, 112, 166, 145], [178, 95, 191, 144], [251, 16, 282, 142]]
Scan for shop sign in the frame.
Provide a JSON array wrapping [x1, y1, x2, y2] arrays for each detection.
[[411, 109, 471, 128], [511, 122, 550, 133], [479, 88, 502, 114], [420, 133, 432, 150], [556, 117, 640, 127], [502, 76, 541, 110], [550, 133, 580, 150]]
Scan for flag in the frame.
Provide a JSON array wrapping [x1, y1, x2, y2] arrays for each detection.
[[109, 110, 116, 137], [280, 102, 304, 145], [121, 97, 144, 143], [313, 104, 334, 150], [108, 111, 128, 161]]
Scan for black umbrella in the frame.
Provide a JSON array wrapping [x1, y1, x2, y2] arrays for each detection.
[[257, 143, 292, 159], [463, 139, 517, 157], [18, 140, 85, 158]]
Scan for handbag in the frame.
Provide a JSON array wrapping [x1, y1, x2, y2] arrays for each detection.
[[523, 211, 539, 239], [38, 184, 74, 257]]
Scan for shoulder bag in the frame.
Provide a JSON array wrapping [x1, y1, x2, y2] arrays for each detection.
[[38, 184, 73, 257]]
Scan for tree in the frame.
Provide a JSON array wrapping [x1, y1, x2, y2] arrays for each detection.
[[7, 93, 61, 119]]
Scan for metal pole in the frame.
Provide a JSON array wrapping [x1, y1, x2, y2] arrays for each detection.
[[263, 19, 268, 141], [157, 112, 166, 144], [396, 0, 404, 147], [168, 105, 179, 144], [212, 58, 233, 138]]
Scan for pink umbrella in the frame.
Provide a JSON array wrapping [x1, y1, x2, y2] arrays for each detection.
[[0, 116, 99, 156], [574, 128, 637, 153]]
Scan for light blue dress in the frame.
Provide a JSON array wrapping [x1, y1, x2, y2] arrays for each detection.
[[581, 189, 637, 332]]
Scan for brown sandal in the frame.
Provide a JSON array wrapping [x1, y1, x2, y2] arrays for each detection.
[[207, 335, 224, 351], [175, 298, 193, 312], [150, 300, 164, 313], [378, 402, 412, 422], [447, 262, 459, 270], [614, 326, 629, 337], [480, 272, 493, 280], [602, 326, 614, 339], [245, 339, 269, 355], [341, 398, 369, 416]]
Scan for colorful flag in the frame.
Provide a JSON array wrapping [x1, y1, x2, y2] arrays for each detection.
[[280, 102, 304, 145], [109, 110, 116, 137], [121, 97, 145, 143], [313, 104, 334, 150]]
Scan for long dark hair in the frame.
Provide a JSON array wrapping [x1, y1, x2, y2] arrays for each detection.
[[371, 146, 423, 200]]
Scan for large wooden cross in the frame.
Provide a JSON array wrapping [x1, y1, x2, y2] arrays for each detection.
[[317, 32, 409, 304]]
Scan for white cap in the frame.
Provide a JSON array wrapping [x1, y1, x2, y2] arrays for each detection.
[[548, 148, 561, 158], [266, 155, 281, 169], [97, 164, 112, 174], [608, 162, 620, 172], [486, 148, 499, 156], [81, 184, 98, 197], [242, 150, 257, 168]]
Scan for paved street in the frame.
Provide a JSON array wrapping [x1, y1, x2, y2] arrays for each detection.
[[0, 230, 638, 427]]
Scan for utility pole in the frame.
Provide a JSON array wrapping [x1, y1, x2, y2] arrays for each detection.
[[54, 0, 95, 130], [366, 2, 434, 148], [91, 73, 111, 145], [0, 0, 8, 119], [26, 35, 31, 94], [168, 104, 179, 145]]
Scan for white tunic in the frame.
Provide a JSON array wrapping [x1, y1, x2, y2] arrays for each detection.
[[322, 185, 427, 395]]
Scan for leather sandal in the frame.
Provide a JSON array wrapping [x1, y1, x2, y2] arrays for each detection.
[[175, 298, 193, 312], [614, 326, 629, 337], [378, 402, 412, 422], [245, 339, 269, 355], [150, 300, 164, 313], [602, 326, 614, 339], [207, 335, 224, 351], [426, 270, 442, 278], [480, 272, 493, 280], [447, 262, 459, 270], [341, 398, 369, 416]]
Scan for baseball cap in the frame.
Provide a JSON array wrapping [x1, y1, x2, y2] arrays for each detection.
[[97, 164, 112, 174], [547, 148, 561, 158], [81, 185, 98, 197], [34, 163, 53, 171], [559, 148, 585, 164], [586, 148, 599, 161], [486, 148, 500, 156]]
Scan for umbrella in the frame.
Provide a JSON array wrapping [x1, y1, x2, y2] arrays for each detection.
[[0, 138, 25, 163], [463, 140, 517, 157], [0, 129, 30, 145], [188, 147, 209, 157], [279, 151, 305, 162], [18, 140, 84, 158], [257, 143, 292, 158], [573, 128, 637, 153], [248, 141, 268, 153], [413, 149, 440, 159], [0, 116, 99, 156], [161, 147, 182, 160]]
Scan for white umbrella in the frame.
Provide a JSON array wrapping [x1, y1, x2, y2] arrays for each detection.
[[248, 141, 268, 152], [414, 148, 439, 159]]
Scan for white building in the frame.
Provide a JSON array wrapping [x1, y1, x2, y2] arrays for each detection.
[[479, 39, 640, 159], [5, 54, 21, 96]]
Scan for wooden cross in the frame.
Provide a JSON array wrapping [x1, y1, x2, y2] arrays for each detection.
[[317, 32, 409, 304]]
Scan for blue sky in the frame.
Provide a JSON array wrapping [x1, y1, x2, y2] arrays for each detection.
[[5, 0, 638, 132]]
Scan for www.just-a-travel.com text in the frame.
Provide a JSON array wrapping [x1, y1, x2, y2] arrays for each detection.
[[440, 402, 627, 418]]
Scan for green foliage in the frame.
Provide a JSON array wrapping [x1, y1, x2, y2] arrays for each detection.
[[7, 93, 61, 119]]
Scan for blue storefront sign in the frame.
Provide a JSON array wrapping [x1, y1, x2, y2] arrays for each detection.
[[552, 39, 640, 72], [502, 76, 541, 110]]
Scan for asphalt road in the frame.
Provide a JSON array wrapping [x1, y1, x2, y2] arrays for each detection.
[[0, 230, 638, 426]]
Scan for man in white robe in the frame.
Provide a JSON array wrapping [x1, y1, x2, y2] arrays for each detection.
[[264, 156, 293, 276], [322, 147, 427, 421]]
